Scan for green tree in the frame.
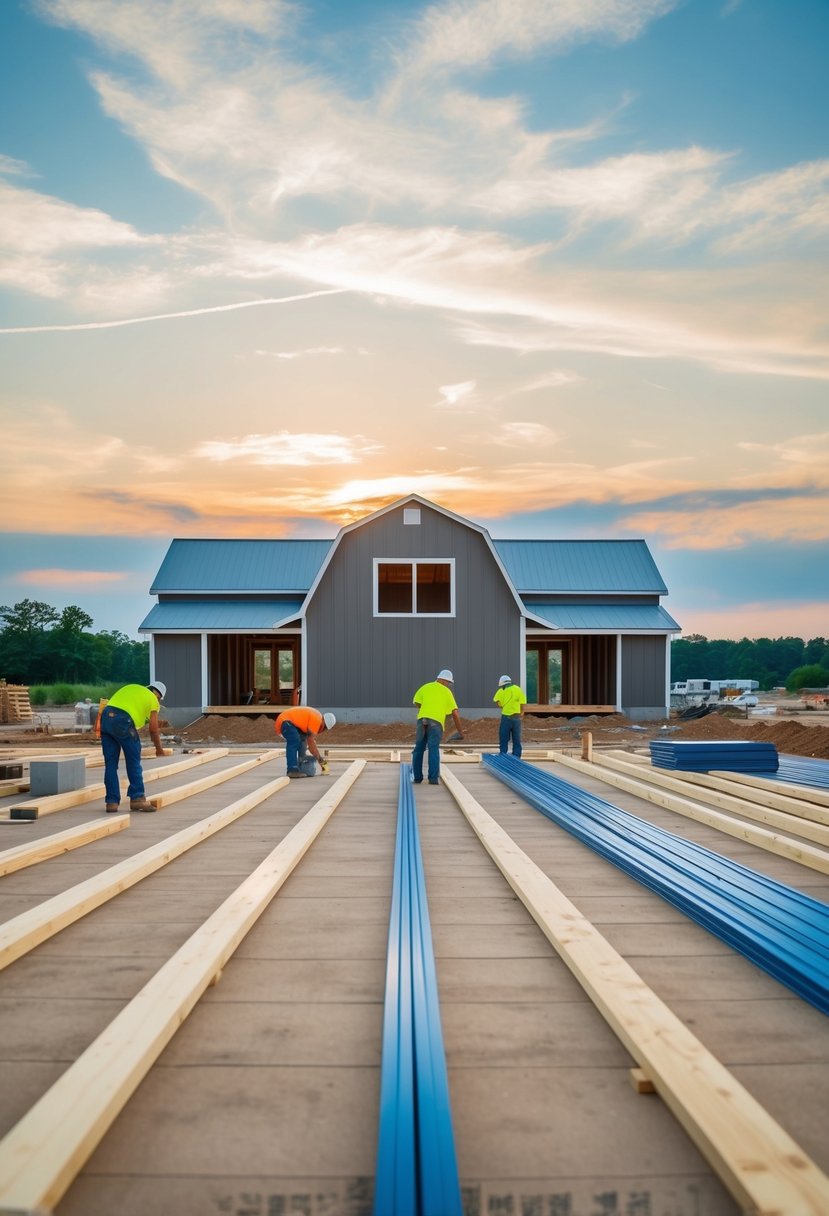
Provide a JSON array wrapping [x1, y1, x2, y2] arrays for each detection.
[[786, 664, 829, 693], [0, 599, 60, 683]]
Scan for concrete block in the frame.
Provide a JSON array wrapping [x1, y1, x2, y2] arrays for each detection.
[[29, 756, 85, 796]]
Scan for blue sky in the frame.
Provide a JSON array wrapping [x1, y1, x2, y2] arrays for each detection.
[[0, 0, 827, 640]]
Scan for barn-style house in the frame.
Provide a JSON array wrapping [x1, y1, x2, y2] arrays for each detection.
[[140, 495, 679, 726]]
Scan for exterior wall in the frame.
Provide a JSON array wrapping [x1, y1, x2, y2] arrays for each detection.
[[153, 634, 203, 726], [620, 635, 668, 720], [304, 503, 521, 720]]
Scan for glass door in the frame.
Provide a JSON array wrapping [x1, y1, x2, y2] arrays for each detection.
[[526, 643, 565, 704]]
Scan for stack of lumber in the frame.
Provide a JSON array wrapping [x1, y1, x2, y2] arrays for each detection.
[[0, 681, 33, 724], [649, 739, 778, 773]]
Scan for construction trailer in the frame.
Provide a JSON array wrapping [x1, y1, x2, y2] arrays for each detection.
[[140, 495, 680, 726]]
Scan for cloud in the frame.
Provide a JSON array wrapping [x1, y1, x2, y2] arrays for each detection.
[[437, 380, 476, 405], [493, 422, 558, 445], [254, 345, 345, 359], [193, 431, 381, 466], [13, 568, 126, 587], [0, 181, 149, 298], [623, 494, 829, 549], [394, 0, 677, 79]]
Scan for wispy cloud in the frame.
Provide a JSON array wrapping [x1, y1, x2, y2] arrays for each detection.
[[254, 345, 345, 359], [13, 568, 126, 586], [193, 431, 381, 466], [436, 380, 476, 405]]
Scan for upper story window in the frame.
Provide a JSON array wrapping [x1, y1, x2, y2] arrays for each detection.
[[374, 559, 455, 616]]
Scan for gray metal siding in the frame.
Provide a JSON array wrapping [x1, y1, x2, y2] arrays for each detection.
[[621, 635, 666, 709], [154, 634, 202, 708], [305, 505, 520, 711]]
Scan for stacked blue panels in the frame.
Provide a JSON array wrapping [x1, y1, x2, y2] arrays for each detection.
[[649, 739, 779, 773], [483, 754, 829, 1015], [773, 754, 829, 790]]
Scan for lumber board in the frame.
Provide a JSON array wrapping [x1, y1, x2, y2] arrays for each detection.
[[605, 750, 829, 826], [0, 817, 129, 877], [709, 769, 829, 810], [0, 772, 289, 973], [672, 768, 829, 826], [147, 750, 282, 808], [8, 749, 229, 819], [440, 766, 829, 1216], [0, 761, 365, 1215], [592, 752, 829, 849], [549, 751, 829, 876]]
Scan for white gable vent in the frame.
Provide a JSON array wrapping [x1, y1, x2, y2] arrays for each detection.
[[403, 508, 421, 525]]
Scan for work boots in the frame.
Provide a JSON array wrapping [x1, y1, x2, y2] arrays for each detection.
[[130, 798, 157, 812]]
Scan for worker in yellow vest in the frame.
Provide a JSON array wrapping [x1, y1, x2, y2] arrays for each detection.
[[493, 674, 528, 757], [100, 682, 166, 812], [411, 669, 463, 784]]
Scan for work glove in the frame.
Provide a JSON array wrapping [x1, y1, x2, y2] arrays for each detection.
[[320, 759, 330, 774]]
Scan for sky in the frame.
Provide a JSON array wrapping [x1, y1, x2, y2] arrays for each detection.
[[0, 0, 827, 642]]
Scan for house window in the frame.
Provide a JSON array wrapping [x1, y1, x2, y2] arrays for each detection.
[[375, 559, 454, 616]]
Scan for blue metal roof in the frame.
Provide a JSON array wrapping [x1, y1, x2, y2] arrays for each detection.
[[493, 540, 667, 594], [525, 602, 679, 631], [151, 539, 332, 593], [139, 599, 304, 631]]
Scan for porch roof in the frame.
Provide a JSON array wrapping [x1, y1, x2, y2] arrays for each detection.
[[524, 601, 680, 631], [139, 599, 304, 632]]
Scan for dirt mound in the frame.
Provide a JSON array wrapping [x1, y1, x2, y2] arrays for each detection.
[[672, 714, 829, 759]]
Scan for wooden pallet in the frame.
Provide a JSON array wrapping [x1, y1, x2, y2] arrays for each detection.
[[0, 681, 33, 724]]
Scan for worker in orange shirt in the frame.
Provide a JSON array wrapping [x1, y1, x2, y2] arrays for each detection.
[[275, 705, 336, 777]]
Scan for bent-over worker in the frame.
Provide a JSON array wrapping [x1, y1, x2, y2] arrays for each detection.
[[101, 681, 167, 813], [275, 705, 336, 777], [411, 669, 463, 785], [493, 674, 527, 757]]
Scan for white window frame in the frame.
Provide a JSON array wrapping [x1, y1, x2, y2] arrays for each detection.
[[373, 557, 456, 617]]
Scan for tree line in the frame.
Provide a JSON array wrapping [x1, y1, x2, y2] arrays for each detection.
[[671, 634, 829, 692], [0, 599, 149, 687]]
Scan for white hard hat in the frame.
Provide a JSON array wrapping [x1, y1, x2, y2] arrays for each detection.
[[498, 675, 512, 686], [436, 669, 454, 683], [150, 681, 167, 699], [323, 712, 336, 730]]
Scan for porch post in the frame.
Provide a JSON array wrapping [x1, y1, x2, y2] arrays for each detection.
[[615, 633, 623, 711], [200, 633, 208, 711]]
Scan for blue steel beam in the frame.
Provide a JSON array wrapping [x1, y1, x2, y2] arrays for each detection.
[[374, 766, 462, 1215], [483, 754, 829, 1016]]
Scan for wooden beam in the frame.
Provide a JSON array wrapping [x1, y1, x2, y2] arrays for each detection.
[[147, 750, 282, 808], [0, 771, 289, 973], [708, 769, 829, 810], [549, 751, 829, 876], [9, 749, 229, 820], [0, 762, 365, 1216], [593, 752, 829, 849], [440, 767, 829, 1216], [524, 704, 617, 715], [0, 818, 129, 877]]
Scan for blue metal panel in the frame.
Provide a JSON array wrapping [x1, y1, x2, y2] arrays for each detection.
[[483, 755, 829, 1015], [526, 602, 679, 631], [139, 599, 303, 630], [374, 766, 462, 1216], [150, 539, 332, 592], [494, 539, 667, 593], [770, 755, 829, 790]]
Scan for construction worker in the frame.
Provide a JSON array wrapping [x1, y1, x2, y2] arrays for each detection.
[[275, 705, 336, 777], [411, 669, 463, 785], [101, 681, 167, 812], [493, 674, 527, 757]]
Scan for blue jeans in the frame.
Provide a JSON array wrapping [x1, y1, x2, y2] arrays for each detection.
[[281, 720, 310, 773], [100, 707, 145, 804], [499, 715, 522, 758], [412, 718, 442, 782]]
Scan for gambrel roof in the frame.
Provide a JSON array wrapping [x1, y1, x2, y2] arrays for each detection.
[[141, 496, 678, 634]]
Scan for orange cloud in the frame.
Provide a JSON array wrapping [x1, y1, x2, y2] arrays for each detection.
[[14, 569, 126, 587]]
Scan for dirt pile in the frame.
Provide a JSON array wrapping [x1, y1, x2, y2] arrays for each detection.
[[176, 708, 829, 760]]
